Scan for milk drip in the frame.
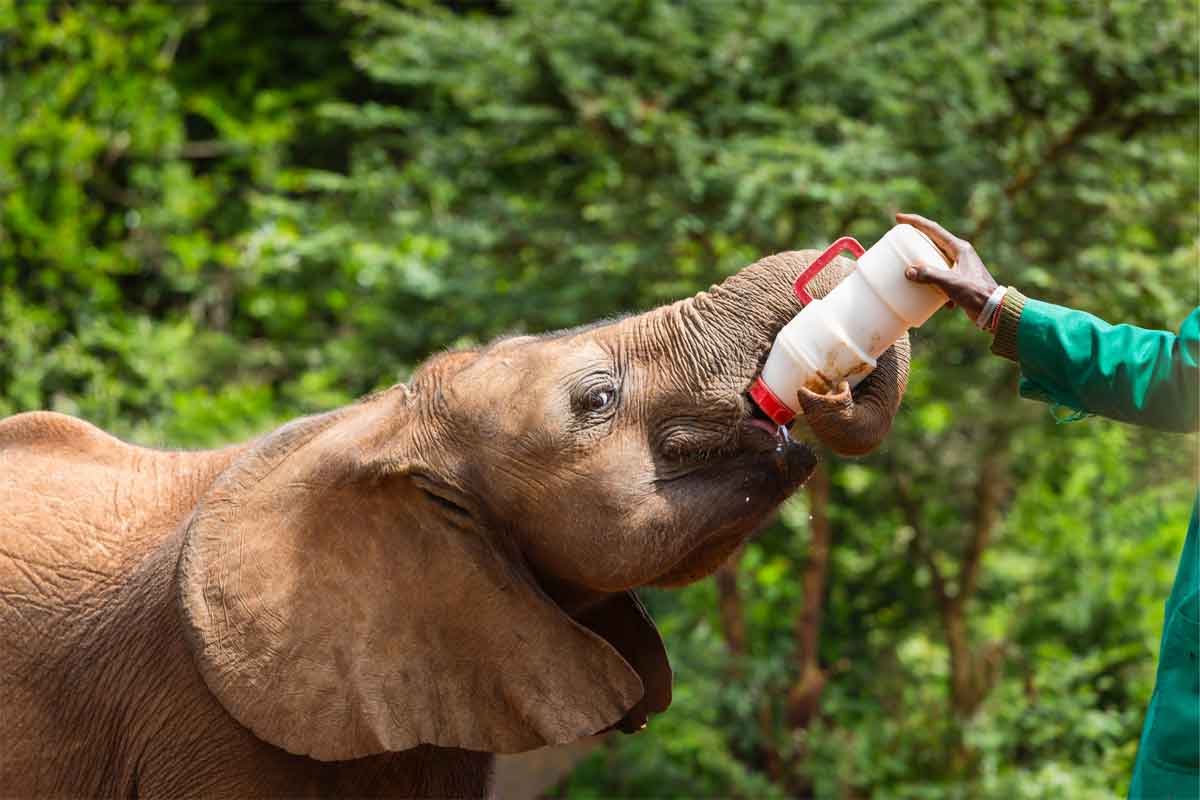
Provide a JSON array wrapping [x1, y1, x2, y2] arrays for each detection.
[[750, 224, 954, 425]]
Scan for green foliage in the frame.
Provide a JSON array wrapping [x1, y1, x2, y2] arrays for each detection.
[[0, 0, 358, 439], [1, 0, 1196, 797]]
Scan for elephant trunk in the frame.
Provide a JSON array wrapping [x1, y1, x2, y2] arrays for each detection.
[[673, 250, 910, 456]]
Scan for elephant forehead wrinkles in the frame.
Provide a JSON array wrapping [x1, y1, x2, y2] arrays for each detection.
[[614, 304, 686, 361], [624, 305, 746, 396]]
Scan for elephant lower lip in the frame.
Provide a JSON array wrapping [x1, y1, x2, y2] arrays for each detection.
[[745, 418, 777, 436], [741, 417, 793, 452]]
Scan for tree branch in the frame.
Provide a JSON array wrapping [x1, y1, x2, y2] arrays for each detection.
[[895, 473, 952, 614], [787, 463, 833, 732], [794, 463, 831, 671], [960, 447, 1004, 603], [966, 75, 1188, 240], [713, 556, 748, 660]]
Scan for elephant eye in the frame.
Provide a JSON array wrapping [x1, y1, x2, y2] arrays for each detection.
[[578, 384, 618, 415]]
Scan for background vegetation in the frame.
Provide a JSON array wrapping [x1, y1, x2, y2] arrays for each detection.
[[2, 1, 1196, 797]]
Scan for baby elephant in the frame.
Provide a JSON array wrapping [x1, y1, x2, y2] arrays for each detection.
[[0, 250, 908, 798]]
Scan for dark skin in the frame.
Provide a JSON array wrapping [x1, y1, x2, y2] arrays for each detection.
[[896, 212, 1002, 321]]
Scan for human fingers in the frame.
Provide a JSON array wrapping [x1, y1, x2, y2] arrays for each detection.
[[895, 212, 967, 263], [904, 262, 957, 292], [905, 263, 965, 311]]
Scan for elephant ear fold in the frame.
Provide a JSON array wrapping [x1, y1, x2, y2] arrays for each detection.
[[176, 391, 645, 762], [575, 592, 672, 732]]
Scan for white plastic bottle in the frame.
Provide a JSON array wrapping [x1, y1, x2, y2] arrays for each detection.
[[750, 224, 953, 425]]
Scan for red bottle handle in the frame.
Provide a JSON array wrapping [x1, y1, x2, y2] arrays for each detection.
[[793, 236, 865, 305]]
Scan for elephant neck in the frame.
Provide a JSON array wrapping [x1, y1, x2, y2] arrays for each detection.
[[32, 525, 213, 795], [534, 570, 612, 616], [34, 445, 251, 795]]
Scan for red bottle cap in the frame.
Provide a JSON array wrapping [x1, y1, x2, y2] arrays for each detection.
[[749, 377, 795, 426]]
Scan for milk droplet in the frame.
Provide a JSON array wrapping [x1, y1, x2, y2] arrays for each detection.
[[745, 496, 750, 503]]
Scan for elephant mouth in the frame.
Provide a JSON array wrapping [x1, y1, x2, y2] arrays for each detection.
[[654, 398, 812, 483], [743, 414, 793, 449], [649, 419, 816, 588]]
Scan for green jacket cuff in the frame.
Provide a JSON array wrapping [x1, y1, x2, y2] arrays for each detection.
[[990, 287, 1026, 362]]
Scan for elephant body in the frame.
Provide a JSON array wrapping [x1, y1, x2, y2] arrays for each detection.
[[1, 413, 490, 797], [0, 250, 909, 797]]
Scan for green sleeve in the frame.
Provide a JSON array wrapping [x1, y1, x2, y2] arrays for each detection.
[[990, 289, 1199, 432]]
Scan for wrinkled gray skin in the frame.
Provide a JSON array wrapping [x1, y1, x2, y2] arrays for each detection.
[[0, 251, 908, 798]]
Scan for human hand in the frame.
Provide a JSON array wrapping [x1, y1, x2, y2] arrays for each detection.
[[895, 212, 1000, 323]]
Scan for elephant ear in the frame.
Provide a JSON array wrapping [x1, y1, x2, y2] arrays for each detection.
[[575, 592, 672, 733], [176, 390, 645, 761]]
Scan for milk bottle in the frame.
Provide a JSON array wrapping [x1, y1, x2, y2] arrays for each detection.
[[749, 224, 953, 425]]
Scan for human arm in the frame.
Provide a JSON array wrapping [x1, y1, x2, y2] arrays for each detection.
[[898, 212, 1200, 433]]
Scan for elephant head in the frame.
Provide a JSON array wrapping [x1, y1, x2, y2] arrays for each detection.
[[176, 249, 908, 761]]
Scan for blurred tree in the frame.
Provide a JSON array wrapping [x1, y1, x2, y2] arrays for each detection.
[[1, 0, 1195, 797], [0, 0, 358, 441]]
